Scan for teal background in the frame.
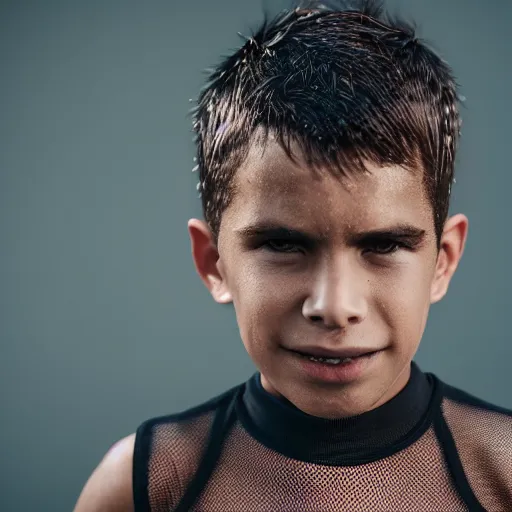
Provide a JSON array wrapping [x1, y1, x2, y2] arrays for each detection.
[[1, 1, 510, 510]]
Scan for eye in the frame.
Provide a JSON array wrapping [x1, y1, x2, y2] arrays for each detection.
[[365, 239, 406, 255], [263, 239, 303, 253]]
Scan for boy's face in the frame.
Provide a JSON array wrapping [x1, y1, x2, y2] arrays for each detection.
[[189, 136, 468, 419]]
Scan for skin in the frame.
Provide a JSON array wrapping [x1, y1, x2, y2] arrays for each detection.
[[73, 434, 135, 512], [73, 134, 468, 510], [189, 137, 468, 419]]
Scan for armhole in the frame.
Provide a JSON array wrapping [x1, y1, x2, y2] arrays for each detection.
[[431, 377, 486, 512], [131, 380, 248, 512], [132, 419, 153, 512]]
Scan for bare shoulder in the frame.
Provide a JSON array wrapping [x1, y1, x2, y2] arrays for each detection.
[[73, 433, 136, 512]]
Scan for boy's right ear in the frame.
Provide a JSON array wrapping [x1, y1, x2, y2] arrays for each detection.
[[187, 219, 233, 304]]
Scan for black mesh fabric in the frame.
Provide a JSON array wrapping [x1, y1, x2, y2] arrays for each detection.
[[133, 362, 512, 511]]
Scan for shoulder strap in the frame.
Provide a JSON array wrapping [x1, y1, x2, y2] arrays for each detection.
[[174, 386, 242, 511], [431, 377, 487, 512]]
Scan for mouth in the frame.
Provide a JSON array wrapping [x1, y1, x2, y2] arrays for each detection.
[[293, 351, 376, 365], [287, 348, 381, 365], [286, 348, 383, 383]]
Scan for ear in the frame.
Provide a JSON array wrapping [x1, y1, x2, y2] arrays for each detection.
[[430, 213, 469, 304], [188, 219, 232, 304]]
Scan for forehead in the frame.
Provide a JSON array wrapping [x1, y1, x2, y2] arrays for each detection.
[[226, 138, 432, 232]]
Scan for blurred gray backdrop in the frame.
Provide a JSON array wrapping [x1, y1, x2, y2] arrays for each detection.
[[1, 0, 511, 510]]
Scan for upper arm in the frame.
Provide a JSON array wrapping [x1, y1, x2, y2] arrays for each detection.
[[73, 433, 136, 512]]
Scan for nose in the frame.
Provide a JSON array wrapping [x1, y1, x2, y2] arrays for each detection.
[[302, 256, 368, 329]]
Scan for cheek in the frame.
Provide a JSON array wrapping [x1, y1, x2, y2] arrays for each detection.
[[376, 265, 432, 340], [229, 263, 298, 343]]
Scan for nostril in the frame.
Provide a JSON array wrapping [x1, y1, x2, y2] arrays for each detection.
[[310, 315, 323, 323]]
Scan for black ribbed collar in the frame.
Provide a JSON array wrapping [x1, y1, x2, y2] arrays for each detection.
[[237, 361, 440, 465]]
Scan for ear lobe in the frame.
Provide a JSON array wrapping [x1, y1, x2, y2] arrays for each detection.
[[430, 249, 448, 303], [430, 213, 469, 304], [188, 219, 232, 304]]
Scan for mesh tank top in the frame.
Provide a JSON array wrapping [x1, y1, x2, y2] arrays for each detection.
[[133, 361, 512, 511]]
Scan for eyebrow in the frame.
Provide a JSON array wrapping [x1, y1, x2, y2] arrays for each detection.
[[235, 222, 427, 244]]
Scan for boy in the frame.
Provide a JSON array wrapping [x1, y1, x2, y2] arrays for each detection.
[[74, 1, 512, 510]]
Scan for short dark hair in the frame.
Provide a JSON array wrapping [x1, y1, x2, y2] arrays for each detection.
[[191, 0, 462, 250]]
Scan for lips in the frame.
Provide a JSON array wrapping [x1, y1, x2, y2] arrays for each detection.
[[289, 347, 380, 359]]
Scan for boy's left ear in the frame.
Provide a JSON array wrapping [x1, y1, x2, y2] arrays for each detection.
[[188, 219, 233, 304], [430, 213, 469, 304]]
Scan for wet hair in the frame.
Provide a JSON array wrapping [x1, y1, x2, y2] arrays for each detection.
[[191, 0, 462, 250]]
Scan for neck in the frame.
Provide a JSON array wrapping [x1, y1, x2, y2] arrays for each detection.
[[236, 361, 439, 465]]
